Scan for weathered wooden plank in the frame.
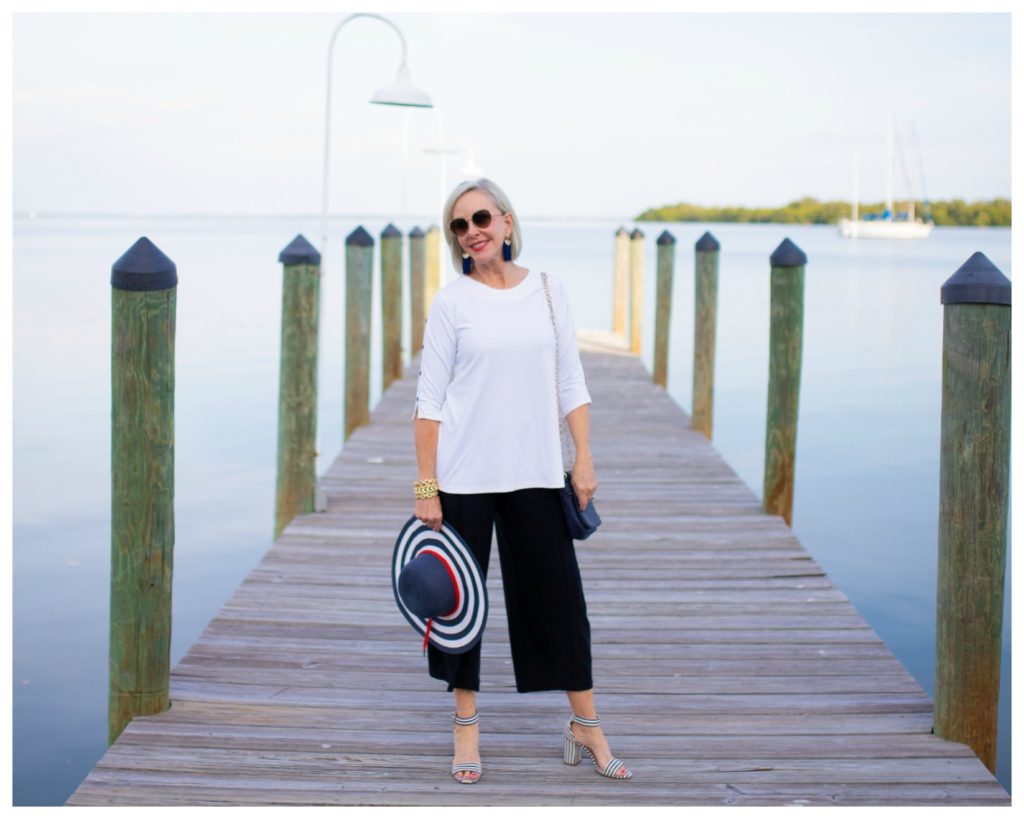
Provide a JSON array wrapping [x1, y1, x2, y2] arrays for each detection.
[[68, 781, 1011, 808], [226, 583, 852, 605], [176, 659, 915, 684], [162, 681, 935, 713], [188, 635, 901, 661], [112, 724, 976, 761], [81, 746, 1001, 787], [69, 759, 1007, 807], [171, 669, 926, 697], [102, 698, 942, 735], [195, 622, 887, 645]]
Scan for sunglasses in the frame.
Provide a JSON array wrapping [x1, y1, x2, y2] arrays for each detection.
[[449, 209, 505, 237]]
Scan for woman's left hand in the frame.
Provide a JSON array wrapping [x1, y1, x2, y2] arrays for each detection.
[[570, 452, 597, 510]]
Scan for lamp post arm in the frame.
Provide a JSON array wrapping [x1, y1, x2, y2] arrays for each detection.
[[321, 13, 410, 252], [402, 109, 413, 219]]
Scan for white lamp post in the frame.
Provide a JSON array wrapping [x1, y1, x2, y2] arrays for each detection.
[[321, 13, 432, 252], [460, 142, 485, 179], [422, 108, 457, 235]]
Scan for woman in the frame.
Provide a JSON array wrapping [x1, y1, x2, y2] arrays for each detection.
[[412, 178, 632, 784]]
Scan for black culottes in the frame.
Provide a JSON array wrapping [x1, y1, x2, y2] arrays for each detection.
[[427, 487, 593, 693]]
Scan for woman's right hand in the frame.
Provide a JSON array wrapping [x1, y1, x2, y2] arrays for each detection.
[[416, 496, 443, 531]]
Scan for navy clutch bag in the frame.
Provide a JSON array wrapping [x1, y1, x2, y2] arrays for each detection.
[[559, 472, 602, 540]]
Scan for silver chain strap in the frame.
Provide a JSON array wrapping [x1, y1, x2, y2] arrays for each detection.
[[540, 272, 573, 471]]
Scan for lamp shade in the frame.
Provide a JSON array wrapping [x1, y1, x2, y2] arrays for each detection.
[[370, 63, 432, 108]]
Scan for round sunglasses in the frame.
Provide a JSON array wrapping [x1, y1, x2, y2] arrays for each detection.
[[449, 209, 505, 237]]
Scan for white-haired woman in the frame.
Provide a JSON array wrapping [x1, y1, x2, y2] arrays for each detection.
[[412, 179, 632, 784]]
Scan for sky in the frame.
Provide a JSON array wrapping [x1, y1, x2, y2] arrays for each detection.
[[8, 4, 1016, 220]]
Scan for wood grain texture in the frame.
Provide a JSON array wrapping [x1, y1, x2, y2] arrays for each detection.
[[652, 237, 674, 387], [274, 262, 320, 540], [72, 331, 1008, 805], [763, 262, 804, 525], [612, 228, 629, 338], [425, 226, 442, 314], [935, 302, 1011, 772], [629, 233, 644, 354], [380, 230, 403, 391], [343, 237, 372, 440], [691, 246, 719, 439], [409, 230, 426, 355], [109, 286, 176, 744]]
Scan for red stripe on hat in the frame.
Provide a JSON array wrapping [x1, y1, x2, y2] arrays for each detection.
[[425, 551, 461, 617]]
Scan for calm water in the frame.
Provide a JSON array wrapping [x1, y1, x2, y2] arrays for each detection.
[[12, 215, 1012, 803]]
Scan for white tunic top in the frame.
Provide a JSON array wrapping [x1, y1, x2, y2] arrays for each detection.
[[414, 270, 591, 494]]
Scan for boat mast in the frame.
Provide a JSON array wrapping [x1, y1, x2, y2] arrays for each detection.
[[911, 120, 933, 224], [853, 150, 859, 222], [893, 122, 916, 221], [886, 116, 894, 219]]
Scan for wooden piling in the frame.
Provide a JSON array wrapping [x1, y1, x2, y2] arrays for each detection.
[[409, 227, 426, 354], [763, 238, 806, 526], [344, 226, 374, 441], [425, 225, 442, 312], [934, 252, 1011, 775], [274, 235, 321, 540], [612, 226, 630, 337], [108, 237, 177, 744], [629, 228, 644, 354], [381, 224, 403, 390], [652, 230, 676, 387], [692, 231, 720, 439]]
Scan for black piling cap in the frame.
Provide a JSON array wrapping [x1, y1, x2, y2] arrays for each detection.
[[278, 234, 321, 265], [696, 231, 720, 252], [111, 237, 177, 291], [631, 228, 645, 240], [346, 226, 375, 247], [409, 226, 424, 238], [616, 226, 629, 236], [770, 238, 807, 268], [941, 252, 1011, 306], [657, 230, 676, 246], [381, 223, 402, 239]]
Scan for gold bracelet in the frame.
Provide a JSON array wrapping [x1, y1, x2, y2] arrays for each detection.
[[413, 478, 439, 500]]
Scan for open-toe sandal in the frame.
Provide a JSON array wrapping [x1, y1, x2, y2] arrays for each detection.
[[562, 713, 632, 779]]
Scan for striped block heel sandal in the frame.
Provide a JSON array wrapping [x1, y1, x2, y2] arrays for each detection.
[[451, 712, 482, 784], [563, 714, 633, 780]]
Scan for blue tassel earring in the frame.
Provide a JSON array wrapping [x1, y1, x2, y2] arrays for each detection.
[[503, 238, 512, 261], [462, 253, 472, 275]]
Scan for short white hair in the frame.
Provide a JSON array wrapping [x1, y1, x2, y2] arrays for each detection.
[[442, 178, 523, 273]]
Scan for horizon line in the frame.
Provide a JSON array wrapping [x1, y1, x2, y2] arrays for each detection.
[[13, 194, 1010, 223]]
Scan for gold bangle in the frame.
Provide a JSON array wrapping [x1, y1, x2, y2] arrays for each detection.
[[413, 478, 439, 500]]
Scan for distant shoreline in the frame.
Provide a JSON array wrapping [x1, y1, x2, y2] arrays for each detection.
[[637, 197, 1011, 228], [12, 201, 1012, 229]]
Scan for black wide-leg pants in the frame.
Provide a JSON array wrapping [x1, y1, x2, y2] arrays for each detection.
[[427, 488, 593, 693]]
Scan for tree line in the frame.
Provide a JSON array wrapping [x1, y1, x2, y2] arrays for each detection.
[[637, 197, 1011, 227]]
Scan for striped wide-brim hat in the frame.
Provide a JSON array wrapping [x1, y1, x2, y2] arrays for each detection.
[[392, 516, 488, 655]]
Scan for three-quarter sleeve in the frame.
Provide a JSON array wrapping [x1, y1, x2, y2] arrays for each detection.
[[414, 293, 455, 420], [552, 276, 591, 417]]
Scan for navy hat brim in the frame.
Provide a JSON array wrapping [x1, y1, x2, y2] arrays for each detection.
[[392, 516, 488, 654]]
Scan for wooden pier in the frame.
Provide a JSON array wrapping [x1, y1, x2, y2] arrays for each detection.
[[68, 332, 1009, 806]]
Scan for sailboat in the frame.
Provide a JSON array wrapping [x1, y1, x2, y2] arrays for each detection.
[[838, 120, 934, 239]]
